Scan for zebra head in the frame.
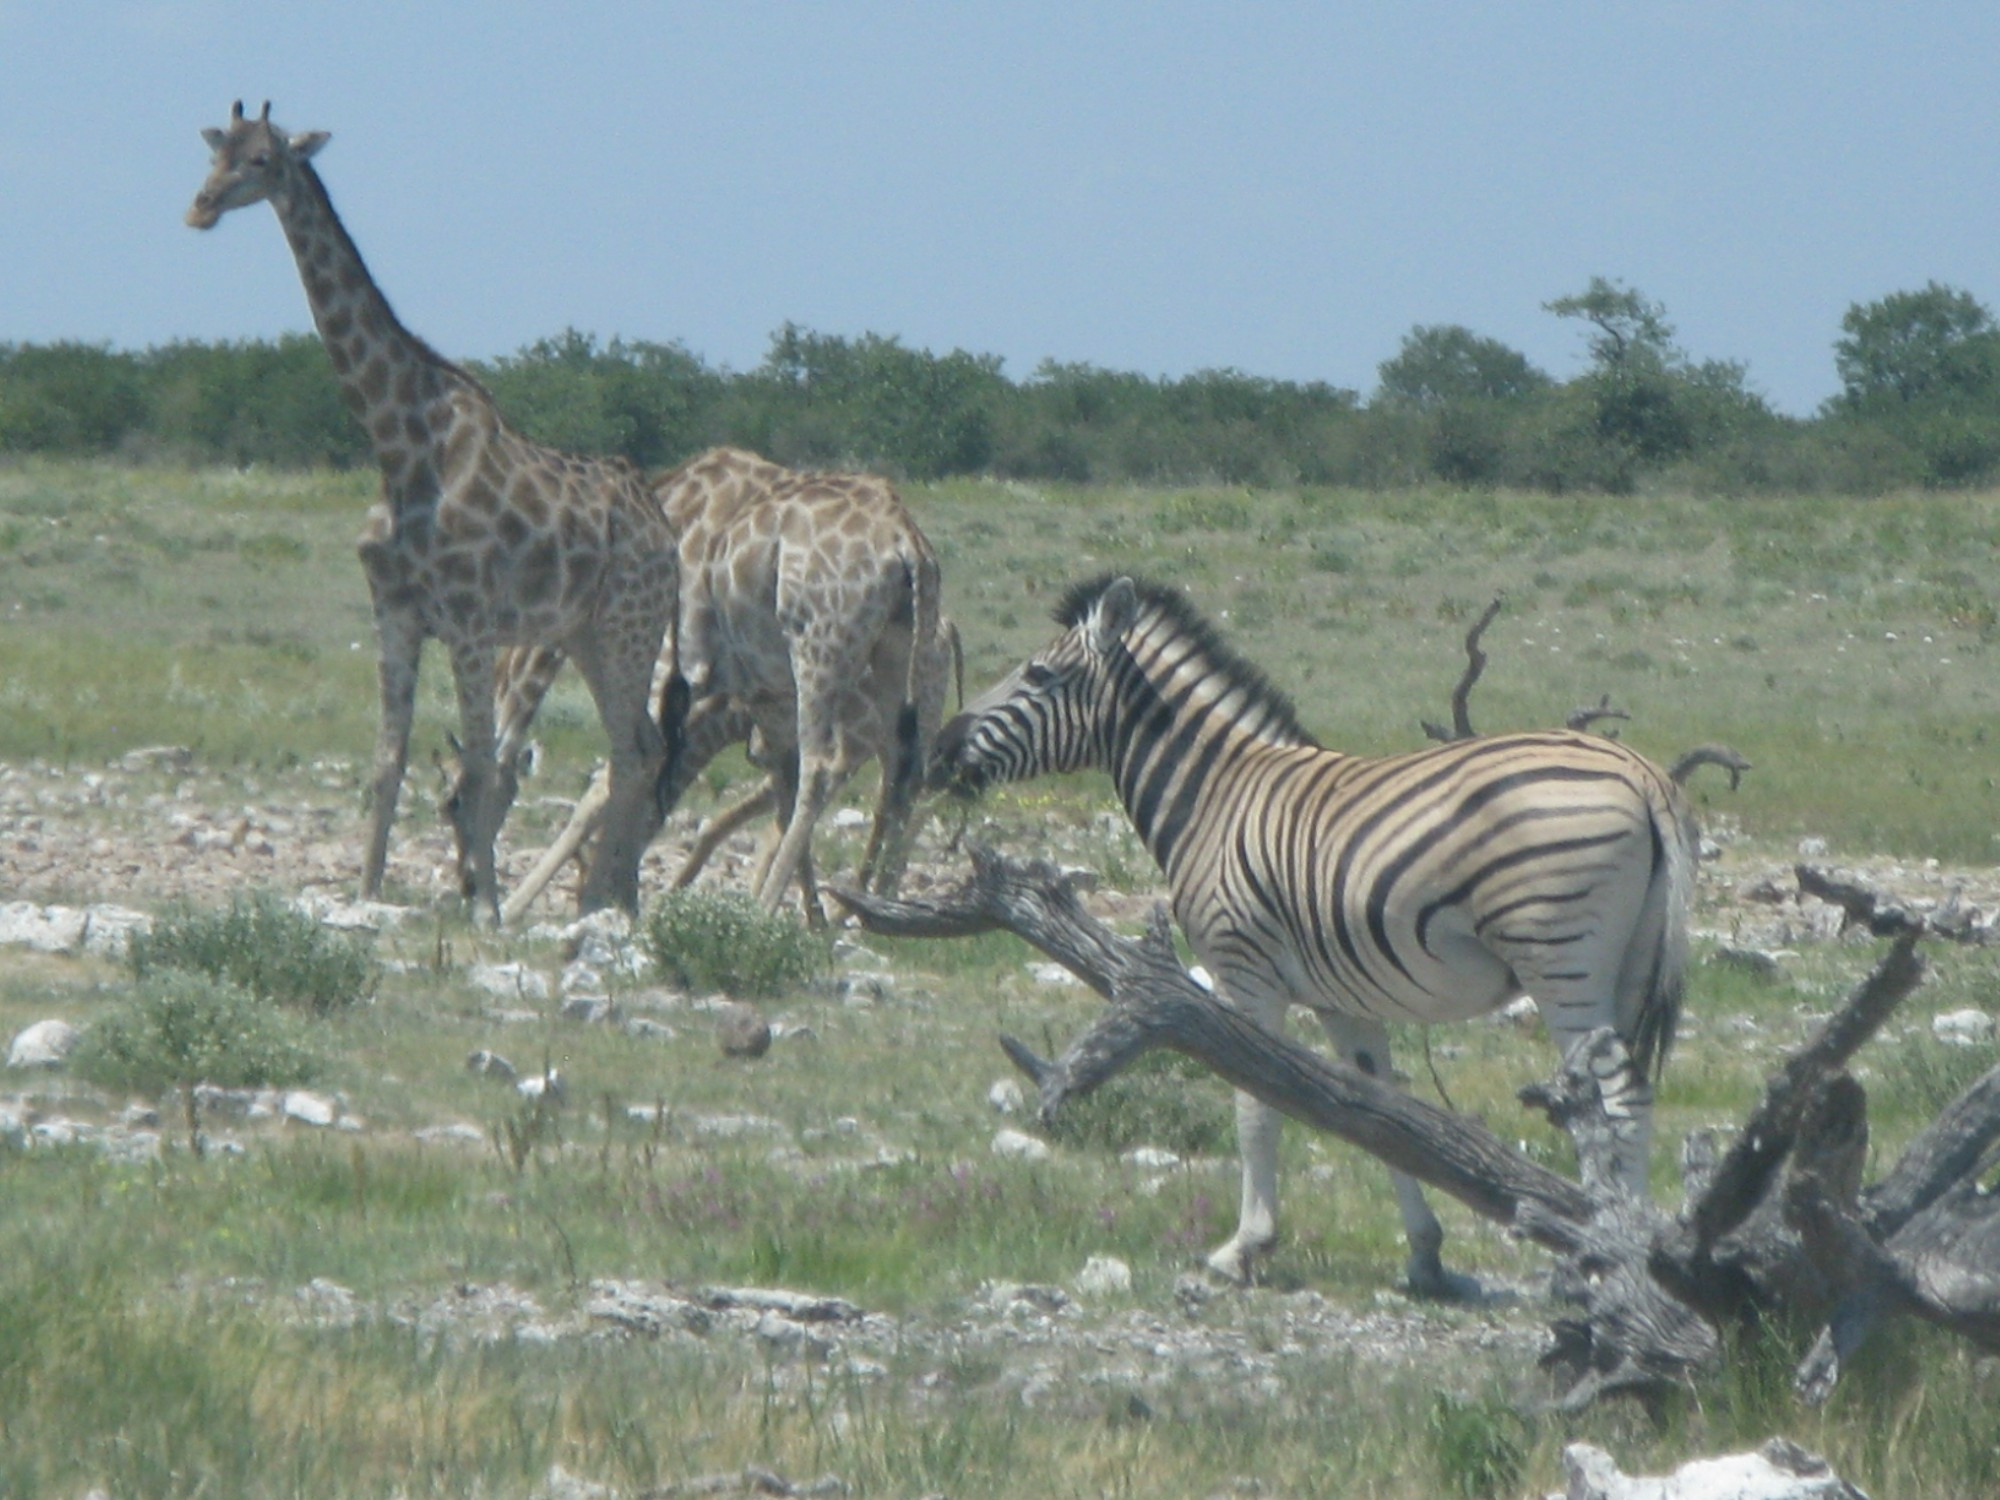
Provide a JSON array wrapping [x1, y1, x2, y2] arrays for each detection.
[[929, 575, 1140, 796]]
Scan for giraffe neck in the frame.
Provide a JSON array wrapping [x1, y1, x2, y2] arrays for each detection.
[[268, 160, 473, 483]]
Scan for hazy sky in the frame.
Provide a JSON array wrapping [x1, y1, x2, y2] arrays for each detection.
[[6, 2, 1999, 416]]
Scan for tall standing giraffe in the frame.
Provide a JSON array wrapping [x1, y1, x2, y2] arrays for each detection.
[[187, 101, 680, 917], [445, 449, 950, 924]]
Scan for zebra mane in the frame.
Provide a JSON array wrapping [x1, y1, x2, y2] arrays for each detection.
[[1055, 574, 1316, 747]]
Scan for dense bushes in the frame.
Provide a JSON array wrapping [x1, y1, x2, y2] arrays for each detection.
[[7, 276, 2000, 492]]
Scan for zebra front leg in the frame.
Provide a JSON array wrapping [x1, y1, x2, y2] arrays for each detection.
[[1205, 984, 1288, 1283], [1207, 1087, 1283, 1283]]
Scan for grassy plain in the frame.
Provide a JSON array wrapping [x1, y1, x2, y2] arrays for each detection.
[[2, 458, 1999, 1497]]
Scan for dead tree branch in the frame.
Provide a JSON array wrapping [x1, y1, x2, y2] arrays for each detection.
[[1421, 595, 1503, 742], [1565, 694, 1631, 737], [1669, 743, 1753, 790], [838, 848, 2000, 1411]]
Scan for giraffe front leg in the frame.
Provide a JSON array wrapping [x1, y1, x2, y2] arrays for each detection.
[[447, 641, 503, 924], [571, 646, 668, 918], [362, 610, 423, 901]]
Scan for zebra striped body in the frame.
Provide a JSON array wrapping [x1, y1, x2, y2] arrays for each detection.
[[934, 575, 1698, 1290]]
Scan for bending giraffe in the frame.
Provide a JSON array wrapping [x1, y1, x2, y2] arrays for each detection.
[[442, 450, 951, 923], [497, 601, 962, 925], [187, 102, 681, 918]]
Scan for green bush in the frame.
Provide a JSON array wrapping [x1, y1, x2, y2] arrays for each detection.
[[1425, 1391, 1529, 1499], [126, 893, 378, 1015], [1042, 1048, 1234, 1157], [71, 970, 324, 1100], [641, 889, 827, 998]]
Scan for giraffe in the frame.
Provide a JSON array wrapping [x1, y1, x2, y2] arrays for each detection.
[[443, 450, 951, 924], [187, 101, 681, 919], [495, 599, 961, 925], [441, 444, 784, 886]]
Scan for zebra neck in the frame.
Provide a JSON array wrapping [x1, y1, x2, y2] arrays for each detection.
[[1105, 644, 1303, 871]]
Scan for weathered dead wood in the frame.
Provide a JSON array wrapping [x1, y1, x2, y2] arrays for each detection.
[[1420, 595, 1502, 742], [837, 846, 2000, 1411], [836, 847, 1598, 1241], [1565, 694, 1631, 737], [1668, 743, 1753, 790], [1410, 601, 1753, 790]]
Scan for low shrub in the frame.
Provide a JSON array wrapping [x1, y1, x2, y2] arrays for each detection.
[[126, 892, 378, 1015], [641, 889, 827, 998], [1042, 1048, 1234, 1157], [71, 970, 325, 1101]]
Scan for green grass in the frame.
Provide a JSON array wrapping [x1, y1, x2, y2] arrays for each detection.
[[4, 459, 2000, 1494]]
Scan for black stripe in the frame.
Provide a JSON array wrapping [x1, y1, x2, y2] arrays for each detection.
[[1412, 828, 1631, 952]]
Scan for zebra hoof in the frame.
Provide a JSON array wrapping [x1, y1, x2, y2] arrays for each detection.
[[1404, 1254, 1482, 1303], [1205, 1235, 1274, 1286]]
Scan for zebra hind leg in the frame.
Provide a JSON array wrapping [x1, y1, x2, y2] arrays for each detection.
[[1319, 1012, 1472, 1300]]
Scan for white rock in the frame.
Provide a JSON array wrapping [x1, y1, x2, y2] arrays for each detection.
[[468, 962, 551, 1001], [560, 961, 607, 997], [1554, 1438, 1867, 1500], [414, 1123, 488, 1146], [7, 1018, 81, 1069], [1187, 963, 1215, 992], [1798, 836, 1829, 858], [517, 1071, 566, 1104], [291, 892, 413, 932], [81, 905, 151, 958], [1123, 1145, 1182, 1171], [1498, 995, 1540, 1028], [1027, 961, 1080, 988], [0, 903, 88, 954], [533, 1464, 616, 1500], [281, 1091, 338, 1127], [988, 1078, 1026, 1115], [831, 806, 870, 829], [466, 1049, 519, 1082], [116, 745, 194, 774], [1075, 1254, 1133, 1297], [991, 1128, 1052, 1162], [1933, 1008, 1996, 1047]]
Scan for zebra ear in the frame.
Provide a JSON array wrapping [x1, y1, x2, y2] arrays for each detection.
[[1088, 577, 1139, 655]]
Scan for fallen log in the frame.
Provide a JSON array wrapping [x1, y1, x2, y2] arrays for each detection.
[[836, 846, 2000, 1410]]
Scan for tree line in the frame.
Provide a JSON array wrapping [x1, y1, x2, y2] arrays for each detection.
[[4, 278, 1998, 494]]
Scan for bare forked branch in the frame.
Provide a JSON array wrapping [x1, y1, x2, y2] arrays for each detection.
[[1566, 694, 1631, 737], [1421, 595, 1503, 742], [843, 845, 2000, 1411], [1669, 743, 1753, 790]]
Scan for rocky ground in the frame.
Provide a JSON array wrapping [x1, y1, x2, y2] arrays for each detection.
[[3, 746, 1996, 1481]]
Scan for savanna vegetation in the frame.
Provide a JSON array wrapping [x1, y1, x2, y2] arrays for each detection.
[[7, 277, 2000, 493], [2, 298, 1999, 1495]]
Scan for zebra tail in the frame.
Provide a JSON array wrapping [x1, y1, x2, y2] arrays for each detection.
[[1629, 779, 1700, 1081]]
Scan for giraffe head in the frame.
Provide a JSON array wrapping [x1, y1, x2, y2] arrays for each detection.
[[186, 100, 330, 230]]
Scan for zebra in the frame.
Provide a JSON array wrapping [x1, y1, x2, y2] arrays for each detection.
[[930, 574, 1699, 1293]]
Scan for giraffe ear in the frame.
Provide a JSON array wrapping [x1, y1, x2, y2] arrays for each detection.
[[1087, 577, 1138, 655], [290, 130, 331, 160], [201, 127, 227, 152]]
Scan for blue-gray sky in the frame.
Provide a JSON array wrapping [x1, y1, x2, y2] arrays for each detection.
[[6, 2, 1999, 416]]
